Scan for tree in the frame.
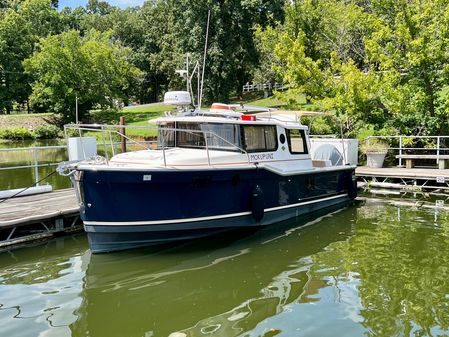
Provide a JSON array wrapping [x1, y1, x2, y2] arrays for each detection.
[[256, 0, 449, 137], [19, 0, 63, 38], [0, 9, 33, 114], [274, 31, 326, 104], [134, 0, 286, 104], [24, 30, 142, 121], [172, 0, 286, 103], [321, 53, 386, 137], [365, 0, 449, 135], [0, 0, 64, 114]]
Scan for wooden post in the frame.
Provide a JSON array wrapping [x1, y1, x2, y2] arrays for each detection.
[[119, 116, 126, 153]]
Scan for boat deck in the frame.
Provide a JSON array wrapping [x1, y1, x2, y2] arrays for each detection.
[[0, 189, 81, 248]]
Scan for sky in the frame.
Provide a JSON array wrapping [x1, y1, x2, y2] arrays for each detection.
[[58, 0, 145, 9]]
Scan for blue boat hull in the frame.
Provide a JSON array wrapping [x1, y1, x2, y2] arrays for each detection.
[[78, 167, 356, 253]]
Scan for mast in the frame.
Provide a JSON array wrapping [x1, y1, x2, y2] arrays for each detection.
[[198, 9, 211, 111]]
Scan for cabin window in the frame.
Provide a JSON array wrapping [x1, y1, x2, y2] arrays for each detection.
[[242, 125, 277, 152], [286, 129, 308, 154], [200, 123, 242, 151], [176, 122, 205, 148], [157, 122, 242, 151], [157, 122, 175, 148]]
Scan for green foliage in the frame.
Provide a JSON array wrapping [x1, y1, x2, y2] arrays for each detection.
[[0, 8, 33, 114], [141, 0, 286, 103], [0, 127, 34, 140], [360, 138, 389, 154], [256, 0, 449, 137], [274, 31, 326, 103], [3, 0, 449, 140], [24, 29, 142, 122], [33, 124, 61, 139], [0, 124, 62, 139], [0, 0, 64, 115]]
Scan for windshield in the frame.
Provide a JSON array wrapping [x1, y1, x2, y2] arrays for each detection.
[[157, 122, 242, 152]]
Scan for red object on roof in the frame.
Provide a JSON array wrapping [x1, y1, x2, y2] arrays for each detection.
[[241, 115, 257, 121]]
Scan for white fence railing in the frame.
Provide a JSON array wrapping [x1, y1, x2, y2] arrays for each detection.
[[366, 135, 449, 167], [0, 145, 67, 186], [242, 82, 286, 93]]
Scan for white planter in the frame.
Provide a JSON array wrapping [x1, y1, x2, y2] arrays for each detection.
[[366, 152, 387, 168]]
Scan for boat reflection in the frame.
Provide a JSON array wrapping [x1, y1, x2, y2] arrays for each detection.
[[70, 205, 355, 337]]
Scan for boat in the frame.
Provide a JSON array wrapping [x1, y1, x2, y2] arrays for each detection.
[[59, 91, 357, 253]]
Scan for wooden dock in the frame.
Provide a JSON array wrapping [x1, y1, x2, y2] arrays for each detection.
[[0, 189, 81, 249], [356, 166, 449, 192]]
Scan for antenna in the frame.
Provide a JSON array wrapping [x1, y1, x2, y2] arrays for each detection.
[[198, 9, 211, 111]]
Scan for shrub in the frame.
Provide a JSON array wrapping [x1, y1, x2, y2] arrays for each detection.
[[360, 138, 389, 154], [33, 125, 62, 139], [0, 127, 34, 140]]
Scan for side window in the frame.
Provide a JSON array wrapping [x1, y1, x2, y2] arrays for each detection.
[[157, 122, 175, 148], [287, 129, 308, 154], [176, 122, 205, 148], [243, 125, 277, 152]]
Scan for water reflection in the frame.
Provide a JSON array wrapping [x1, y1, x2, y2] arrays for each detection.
[[333, 199, 449, 337], [71, 206, 354, 337], [0, 235, 89, 337], [0, 139, 71, 190], [1, 200, 449, 337]]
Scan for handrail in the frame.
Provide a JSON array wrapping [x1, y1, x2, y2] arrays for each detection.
[[0, 138, 157, 188], [156, 126, 251, 166], [0, 145, 68, 187], [366, 135, 449, 166], [65, 123, 251, 168], [0, 145, 67, 152]]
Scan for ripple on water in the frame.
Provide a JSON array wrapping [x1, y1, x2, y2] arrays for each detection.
[[1, 201, 449, 337]]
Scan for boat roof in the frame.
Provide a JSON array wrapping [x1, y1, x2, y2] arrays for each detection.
[[151, 111, 309, 130]]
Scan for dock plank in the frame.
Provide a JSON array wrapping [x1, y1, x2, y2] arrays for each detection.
[[0, 189, 79, 227], [356, 166, 449, 180]]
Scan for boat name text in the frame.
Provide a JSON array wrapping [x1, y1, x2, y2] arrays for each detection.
[[250, 153, 274, 161]]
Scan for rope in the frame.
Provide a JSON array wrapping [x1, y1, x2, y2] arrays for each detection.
[[0, 169, 58, 204]]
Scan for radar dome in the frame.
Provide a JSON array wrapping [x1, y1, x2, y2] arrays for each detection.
[[163, 91, 191, 106]]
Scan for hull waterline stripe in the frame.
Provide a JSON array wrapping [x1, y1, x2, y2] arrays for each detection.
[[83, 194, 348, 226]]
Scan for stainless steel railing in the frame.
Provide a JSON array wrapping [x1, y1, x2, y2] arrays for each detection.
[[64, 123, 250, 167], [366, 135, 449, 166], [0, 145, 67, 186]]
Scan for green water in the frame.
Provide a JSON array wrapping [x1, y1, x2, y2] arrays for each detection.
[[0, 140, 71, 190], [0, 199, 449, 337]]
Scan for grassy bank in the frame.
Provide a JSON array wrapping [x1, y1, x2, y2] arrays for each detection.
[[0, 104, 173, 140], [90, 104, 173, 138], [0, 92, 319, 141]]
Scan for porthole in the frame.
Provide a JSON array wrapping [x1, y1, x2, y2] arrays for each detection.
[[279, 134, 286, 144]]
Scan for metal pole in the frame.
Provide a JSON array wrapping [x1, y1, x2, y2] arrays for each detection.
[[198, 9, 211, 110], [197, 64, 200, 109], [339, 118, 347, 165], [186, 54, 189, 92], [162, 132, 167, 167], [119, 116, 127, 153], [33, 148, 39, 186], [75, 95, 79, 124], [205, 132, 211, 166], [399, 136, 402, 167], [437, 136, 440, 165]]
